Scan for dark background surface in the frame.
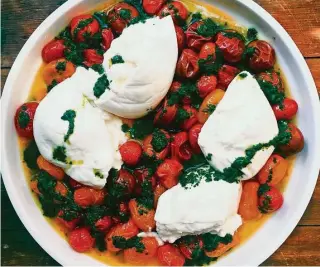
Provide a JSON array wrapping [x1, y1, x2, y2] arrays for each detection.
[[1, 0, 320, 266]]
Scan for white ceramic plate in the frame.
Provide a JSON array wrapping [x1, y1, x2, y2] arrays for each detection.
[[1, 0, 320, 265]]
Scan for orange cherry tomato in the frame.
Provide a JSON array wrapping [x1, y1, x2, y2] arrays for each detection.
[[143, 0, 166, 15], [158, 1, 188, 25], [42, 39, 66, 63], [14, 102, 39, 139], [238, 181, 262, 221], [158, 244, 186, 266], [197, 89, 225, 123], [74, 187, 106, 207], [55, 181, 68, 197], [176, 49, 199, 79], [205, 232, 240, 258], [154, 184, 167, 208], [171, 132, 192, 161], [128, 199, 156, 232], [143, 130, 170, 160], [42, 59, 75, 86], [101, 28, 114, 51], [217, 64, 240, 90], [259, 186, 283, 213], [279, 123, 304, 155], [30, 180, 41, 195], [199, 42, 216, 60], [69, 227, 95, 252], [197, 75, 218, 98], [188, 123, 203, 154], [120, 140, 143, 166], [257, 154, 288, 185], [257, 71, 284, 92], [247, 40, 276, 72], [37, 155, 65, 180], [272, 98, 298, 120], [95, 216, 113, 232], [156, 159, 183, 189], [70, 14, 100, 42]]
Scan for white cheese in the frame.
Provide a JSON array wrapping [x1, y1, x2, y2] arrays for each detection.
[[33, 67, 126, 189], [155, 167, 242, 243], [82, 16, 178, 119], [137, 232, 164, 246], [198, 71, 278, 180]]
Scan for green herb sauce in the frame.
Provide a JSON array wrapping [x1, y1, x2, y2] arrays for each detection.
[[18, 105, 30, 128], [73, 18, 94, 38], [247, 28, 258, 42], [111, 55, 125, 64], [151, 129, 168, 152], [61, 110, 76, 142], [24, 140, 40, 169], [53, 146, 68, 163], [119, 9, 132, 20], [112, 236, 145, 253], [93, 74, 110, 98], [55, 61, 66, 72]]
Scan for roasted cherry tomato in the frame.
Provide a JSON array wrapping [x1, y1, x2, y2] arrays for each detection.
[[205, 232, 240, 258], [69, 177, 82, 189], [217, 64, 240, 90], [197, 75, 217, 98], [101, 28, 114, 51], [83, 49, 103, 67], [188, 124, 203, 154], [238, 181, 261, 221], [272, 98, 298, 120], [105, 218, 139, 252], [180, 105, 198, 130], [69, 227, 95, 253], [14, 102, 38, 138], [197, 89, 225, 123], [215, 31, 245, 63], [247, 40, 275, 71], [134, 168, 157, 195], [42, 39, 65, 63], [95, 216, 113, 232], [37, 155, 65, 180], [70, 14, 100, 42], [158, 1, 188, 25], [30, 180, 41, 195], [55, 181, 68, 197], [115, 169, 136, 195], [143, 0, 166, 15], [175, 25, 186, 52], [154, 98, 178, 125], [143, 130, 170, 160], [171, 132, 192, 161], [112, 202, 130, 224], [179, 236, 203, 259], [120, 140, 143, 166], [199, 42, 216, 61], [185, 21, 212, 51], [42, 58, 75, 85], [56, 210, 80, 230], [176, 49, 199, 79], [156, 159, 183, 189], [107, 3, 139, 34], [169, 81, 191, 104], [257, 71, 284, 92], [157, 244, 186, 266], [154, 184, 166, 208], [259, 185, 283, 213], [129, 199, 156, 232], [279, 123, 304, 155], [74, 187, 106, 207], [124, 237, 159, 264]]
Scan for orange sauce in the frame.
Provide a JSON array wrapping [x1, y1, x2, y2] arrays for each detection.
[[18, 0, 296, 265]]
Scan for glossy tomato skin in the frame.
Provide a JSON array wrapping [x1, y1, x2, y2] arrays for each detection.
[[158, 244, 186, 266], [272, 98, 298, 120], [83, 49, 103, 67], [70, 14, 100, 42], [247, 40, 275, 72], [215, 31, 245, 63], [171, 132, 192, 161], [257, 71, 284, 92], [15, 102, 39, 139], [115, 169, 136, 195], [119, 140, 143, 166], [197, 75, 217, 98], [279, 123, 304, 155], [156, 159, 183, 189], [74, 187, 106, 207], [95, 216, 113, 232], [107, 3, 139, 34], [101, 28, 114, 51], [259, 186, 283, 213], [217, 64, 240, 90], [199, 42, 216, 60], [56, 210, 80, 230], [69, 227, 95, 253], [42, 39, 65, 63], [158, 1, 188, 25], [176, 49, 200, 79], [175, 25, 186, 52], [185, 21, 212, 51], [169, 81, 191, 104], [180, 105, 198, 131], [188, 124, 203, 154], [179, 236, 203, 259], [154, 98, 178, 126], [143, 130, 171, 160], [143, 0, 166, 15]]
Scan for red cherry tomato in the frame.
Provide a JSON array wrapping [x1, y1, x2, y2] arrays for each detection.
[[14, 102, 39, 139], [176, 49, 199, 79], [56, 210, 80, 230], [115, 169, 136, 195], [42, 39, 65, 63], [185, 21, 212, 51], [279, 123, 304, 155], [247, 40, 276, 71], [69, 177, 82, 189], [217, 64, 240, 90], [95, 216, 113, 232], [180, 105, 198, 130], [119, 140, 143, 166], [134, 168, 157, 195], [169, 81, 191, 104], [257, 71, 284, 92], [69, 227, 95, 253], [154, 98, 178, 125], [259, 186, 283, 213], [83, 49, 103, 67], [158, 244, 186, 266], [199, 42, 216, 60], [158, 1, 188, 25], [107, 3, 139, 34], [175, 25, 186, 52], [101, 28, 114, 51], [215, 31, 245, 63], [70, 14, 100, 42], [179, 236, 203, 259], [197, 75, 217, 98], [272, 98, 298, 120], [74, 187, 106, 207], [143, 130, 170, 160], [143, 0, 166, 15], [188, 124, 203, 154], [171, 132, 192, 161], [156, 159, 183, 189]]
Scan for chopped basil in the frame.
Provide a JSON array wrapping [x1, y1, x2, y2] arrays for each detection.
[[91, 64, 104, 74], [18, 105, 30, 128], [93, 74, 110, 98], [257, 79, 285, 105], [247, 28, 258, 42], [196, 18, 222, 37], [151, 129, 168, 152], [61, 110, 76, 142], [202, 233, 233, 252], [206, 153, 212, 161], [175, 108, 191, 123], [239, 72, 248, 79], [24, 140, 40, 169], [112, 236, 145, 253], [94, 169, 104, 179], [119, 9, 132, 20], [53, 146, 67, 163]]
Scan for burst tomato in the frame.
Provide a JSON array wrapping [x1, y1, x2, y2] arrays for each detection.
[[156, 159, 183, 189], [158, 1, 188, 25], [188, 124, 203, 154], [171, 132, 193, 161], [70, 14, 100, 42], [101, 28, 114, 51], [83, 49, 103, 67], [14, 102, 39, 138], [199, 42, 216, 61], [143, 130, 170, 160], [197, 75, 217, 98], [185, 21, 212, 51], [217, 64, 240, 90], [257, 71, 284, 92], [119, 140, 143, 166], [180, 105, 198, 130], [247, 40, 275, 71], [176, 49, 199, 79], [175, 25, 186, 52], [143, 0, 166, 15], [154, 98, 178, 125], [157, 244, 186, 266]]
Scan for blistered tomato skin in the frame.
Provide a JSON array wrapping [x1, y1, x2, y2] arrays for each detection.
[[158, 244, 186, 266], [154, 98, 178, 125], [188, 124, 203, 154], [272, 98, 298, 120], [143, 130, 171, 160], [199, 42, 216, 60], [176, 49, 200, 79], [175, 25, 186, 52], [217, 64, 240, 90], [180, 105, 198, 130], [70, 14, 100, 42], [259, 186, 283, 213], [14, 102, 39, 138], [257, 71, 284, 92], [279, 123, 304, 155], [156, 159, 183, 189], [171, 132, 193, 161], [69, 228, 95, 253], [215, 32, 245, 63], [101, 29, 114, 51], [42, 39, 65, 63], [83, 49, 103, 67], [247, 40, 276, 71], [197, 75, 218, 98], [158, 1, 188, 25], [185, 21, 213, 51], [143, 0, 166, 15], [119, 140, 143, 166]]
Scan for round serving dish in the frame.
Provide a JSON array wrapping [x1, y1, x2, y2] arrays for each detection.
[[1, 0, 320, 265]]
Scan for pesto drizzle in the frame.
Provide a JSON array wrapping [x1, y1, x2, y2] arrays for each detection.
[[111, 55, 125, 64], [18, 105, 30, 128], [93, 74, 110, 98], [61, 109, 76, 142]]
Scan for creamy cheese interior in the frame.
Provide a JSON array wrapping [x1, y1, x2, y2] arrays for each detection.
[[198, 71, 279, 180]]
